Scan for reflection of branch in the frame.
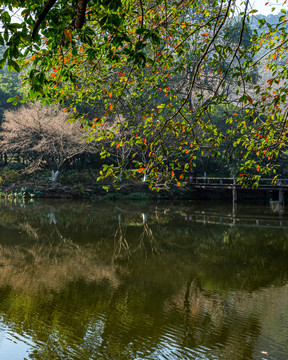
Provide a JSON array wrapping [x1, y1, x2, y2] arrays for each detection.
[[112, 214, 161, 262], [46, 211, 81, 252], [113, 222, 131, 261], [19, 222, 39, 241], [134, 222, 160, 257], [184, 278, 192, 341]]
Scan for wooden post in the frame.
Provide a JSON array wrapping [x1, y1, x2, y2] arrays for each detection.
[[279, 188, 284, 204], [232, 201, 237, 217]]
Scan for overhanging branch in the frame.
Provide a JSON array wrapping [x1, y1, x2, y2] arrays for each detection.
[[32, 0, 89, 39], [32, 0, 58, 39]]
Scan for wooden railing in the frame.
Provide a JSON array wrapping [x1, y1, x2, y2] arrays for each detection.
[[184, 212, 287, 229], [186, 177, 288, 187]]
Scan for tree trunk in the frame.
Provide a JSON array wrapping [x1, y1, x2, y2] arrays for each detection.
[[50, 170, 59, 182]]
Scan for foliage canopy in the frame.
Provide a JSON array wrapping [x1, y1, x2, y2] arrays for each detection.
[[1, 0, 288, 186]]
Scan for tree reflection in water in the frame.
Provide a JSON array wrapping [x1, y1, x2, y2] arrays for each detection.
[[0, 199, 287, 359]]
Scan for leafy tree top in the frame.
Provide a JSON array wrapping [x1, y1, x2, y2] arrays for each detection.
[[0, 0, 288, 186]]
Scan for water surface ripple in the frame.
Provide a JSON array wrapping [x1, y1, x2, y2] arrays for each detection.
[[0, 199, 287, 359]]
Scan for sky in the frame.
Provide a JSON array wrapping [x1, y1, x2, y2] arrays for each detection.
[[245, 0, 288, 15]]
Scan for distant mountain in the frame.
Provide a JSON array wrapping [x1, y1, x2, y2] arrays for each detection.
[[249, 13, 282, 32]]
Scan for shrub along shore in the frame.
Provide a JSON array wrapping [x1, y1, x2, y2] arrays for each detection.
[[0, 181, 196, 200], [0, 166, 199, 200]]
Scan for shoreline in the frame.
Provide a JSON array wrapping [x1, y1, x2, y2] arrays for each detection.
[[0, 180, 277, 203]]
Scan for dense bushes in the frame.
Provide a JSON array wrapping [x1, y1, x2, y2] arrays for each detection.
[[0, 167, 21, 185]]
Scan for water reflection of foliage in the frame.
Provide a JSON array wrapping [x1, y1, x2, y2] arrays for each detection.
[[0, 200, 288, 293], [113, 214, 161, 262], [0, 201, 287, 359]]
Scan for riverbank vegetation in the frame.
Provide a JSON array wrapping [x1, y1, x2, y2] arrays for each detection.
[[0, 1, 288, 192]]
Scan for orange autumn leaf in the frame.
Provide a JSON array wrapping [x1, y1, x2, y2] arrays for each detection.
[[138, 167, 145, 172], [143, 138, 147, 144], [109, 93, 112, 98], [109, 105, 113, 110], [116, 143, 121, 148], [202, 32, 211, 37], [64, 29, 72, 42]]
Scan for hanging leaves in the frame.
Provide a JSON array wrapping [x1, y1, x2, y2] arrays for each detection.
[[64, 29, 72, 42], [0, 0, 287, 188]]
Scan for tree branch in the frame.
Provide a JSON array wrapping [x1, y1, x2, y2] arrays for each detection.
[[74, 0, 88, 30], [32, 0, 58, 39]]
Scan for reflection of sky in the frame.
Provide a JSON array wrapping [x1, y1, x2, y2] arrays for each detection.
[[0, 320, 34, 360], [138, 342, 218, 360]]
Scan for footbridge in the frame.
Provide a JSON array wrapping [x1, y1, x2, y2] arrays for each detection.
[[186, 177, 288, 203]]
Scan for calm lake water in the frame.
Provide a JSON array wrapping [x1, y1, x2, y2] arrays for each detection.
[[0, 198, 287, 360]]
